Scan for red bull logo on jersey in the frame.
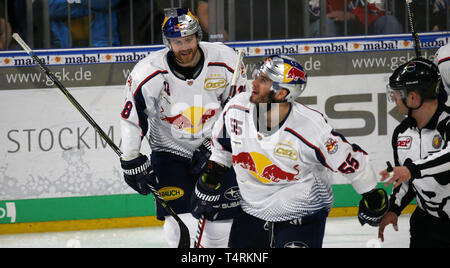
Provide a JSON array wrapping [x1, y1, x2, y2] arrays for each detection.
[[232, 152, 257, 173], [232, 152, 301, 184], [161, 106, 219, 134], [284, 63, 307, 83]]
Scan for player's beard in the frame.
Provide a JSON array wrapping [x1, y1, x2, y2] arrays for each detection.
[[250, 91, 277, 106], [173, 46, 200, 66]]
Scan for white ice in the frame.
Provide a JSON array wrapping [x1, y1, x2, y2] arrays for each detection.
[[0, 215, 410, 248]]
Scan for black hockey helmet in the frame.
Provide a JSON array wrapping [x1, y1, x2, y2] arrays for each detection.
[[388, 58, 440, 101]]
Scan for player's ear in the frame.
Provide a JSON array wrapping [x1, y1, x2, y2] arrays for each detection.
[[275, 88, 289, 102], [409, 90, 421, 106]]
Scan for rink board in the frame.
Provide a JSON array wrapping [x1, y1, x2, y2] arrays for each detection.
[[0, 33, 445, 233]]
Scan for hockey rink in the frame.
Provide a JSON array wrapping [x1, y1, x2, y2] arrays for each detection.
[[0, 214, 411, 248]]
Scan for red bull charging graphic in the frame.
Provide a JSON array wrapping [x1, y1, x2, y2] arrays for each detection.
[[161, 107, 218, 133], [232, 152, 301, 184], [284, 63, 307, 83], [159, 95, 220, 135]]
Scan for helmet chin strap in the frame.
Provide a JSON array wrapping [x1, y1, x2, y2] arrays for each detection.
[[404, 97, 424, 116]]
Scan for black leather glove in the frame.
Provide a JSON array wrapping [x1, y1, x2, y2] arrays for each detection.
[[191, 161, 229, 220], [191, 178, 221, 220], [120, 154, 158, 195], [358, 188, 389, 226], [190, 138, 211, 178], [190, 138, 212, 178]]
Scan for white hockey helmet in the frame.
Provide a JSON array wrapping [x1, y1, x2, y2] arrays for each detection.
[[253, 55, 307, 102], [161, 8, 202, 49]]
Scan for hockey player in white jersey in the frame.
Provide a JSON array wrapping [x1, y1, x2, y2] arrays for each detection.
[[434, 43, 450, 103], [119, 8, 247, 248], [191, 55, 389, 248]]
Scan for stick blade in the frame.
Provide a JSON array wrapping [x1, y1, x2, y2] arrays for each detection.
[[178, 222, 191, 248]]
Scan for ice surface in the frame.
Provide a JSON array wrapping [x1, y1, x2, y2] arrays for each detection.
[[0, 215, 410, 248]]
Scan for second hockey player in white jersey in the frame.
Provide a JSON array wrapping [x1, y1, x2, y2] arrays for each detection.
[[434, 42, 450, 103], [119, 8, 247, 248], [191, 55, 389, 248]]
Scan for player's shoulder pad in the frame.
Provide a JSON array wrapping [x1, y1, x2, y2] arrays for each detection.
[[435, 43, 450, 65], [292, 102, 329, 127], [128, 49, 169, 87], [286, 102, 333, 141], [200, 41, 238, 66], [223, 91, 251, 112], [227, 91, 251, 105]]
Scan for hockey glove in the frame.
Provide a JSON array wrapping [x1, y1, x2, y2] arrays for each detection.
[[358, 188, 389, 227], [191, 161, 229, 220], [120, 154, 158, 196], [191, 178, 221, 220], [190, 138, 212, 178]]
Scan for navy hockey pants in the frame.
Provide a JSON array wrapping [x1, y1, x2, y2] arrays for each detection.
[[228, 207, 271, 248], [151, 151, 240, 221], [268, 208, 329, 248]]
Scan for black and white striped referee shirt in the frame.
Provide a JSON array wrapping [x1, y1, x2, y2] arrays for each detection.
[[390, 102, 450, 220]]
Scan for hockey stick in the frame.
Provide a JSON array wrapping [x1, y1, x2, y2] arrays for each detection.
[[194, 49, 245, 248], [194, 214, 206, 248], [227, 49, 246, 101], [405, 0, 421, 58], [12, 33, 191, 248]]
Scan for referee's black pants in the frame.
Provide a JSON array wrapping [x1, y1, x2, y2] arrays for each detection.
[[410, 207, 450, 248]]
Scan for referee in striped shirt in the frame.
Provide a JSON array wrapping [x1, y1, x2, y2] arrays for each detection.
[[379, 58, 450, 248]]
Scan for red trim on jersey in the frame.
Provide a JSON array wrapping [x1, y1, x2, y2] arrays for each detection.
[[133, 70, 168, 97], [208, 62, 235, 73], [299, 103, 328, 123], [226, 104, 249, 113], [284, 127, 334, 171], [438, 57, 450, 65], [130, 70, 167, 137]]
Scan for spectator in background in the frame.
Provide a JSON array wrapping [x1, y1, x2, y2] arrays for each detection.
[[0, 0, 12, 50], [49, 0, 120, 48], [394, 0, 449, 33], [196, 0, 210, 41], [0, 17, 11, 50], [116, 0, 163, 46], [434, 42, 450, 103], [309, 0, 402, 37], [0, 16, 11, 50], [431, 0, 449, 31], [195, 0, 229, 41]]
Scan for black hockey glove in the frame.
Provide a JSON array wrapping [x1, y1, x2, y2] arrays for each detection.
[[120, 154, 158, 196], [191, 161, 229, 220], [358, 188, 389, 227], [191, 178, 221, 220], [190, 138, 212, 178]]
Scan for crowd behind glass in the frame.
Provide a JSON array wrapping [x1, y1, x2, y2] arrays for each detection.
[[0, 0, 448, 50]]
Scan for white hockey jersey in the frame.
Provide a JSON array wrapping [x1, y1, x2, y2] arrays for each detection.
[[210, 92, 378, 222], [434, 43, 450, 97], [120, 42, 247, 159]]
